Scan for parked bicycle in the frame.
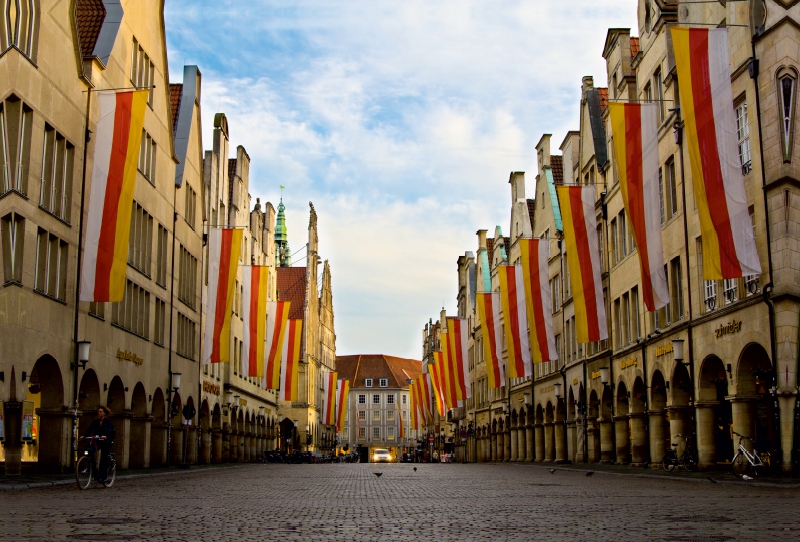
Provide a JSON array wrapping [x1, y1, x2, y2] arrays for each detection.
[[75, 436, 117, 489], [732, 431, 770, 477], [661, 434, 697, 472]]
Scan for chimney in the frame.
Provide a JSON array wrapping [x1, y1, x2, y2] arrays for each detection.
[[509, 172, 525, 202], [477, 229, 488, 251]]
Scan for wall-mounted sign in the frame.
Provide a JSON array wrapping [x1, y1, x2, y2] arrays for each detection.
[[21, 401, 34, 441], [715, 320, 742, 339], [516, 393, 525, 403], [620, 358, 638, 370], [656, 343, 674, 357], [539, 385, 554, 394], [203, 381, 221, 396], [572, 378, 579, 385], [591, 371, 602, 380], [117, 349, 143, 366], [239, 398, 248, 407]]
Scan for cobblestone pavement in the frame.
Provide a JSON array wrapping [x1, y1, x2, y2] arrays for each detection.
[[0, 462, 798, 541]]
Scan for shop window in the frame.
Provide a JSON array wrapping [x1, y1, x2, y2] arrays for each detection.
[[1, 96, 33, 195], [1, 212, 24, 284]]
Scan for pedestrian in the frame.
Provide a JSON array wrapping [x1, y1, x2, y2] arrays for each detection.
[[83, 406, 115, 483], [433, 451, 439, 462]]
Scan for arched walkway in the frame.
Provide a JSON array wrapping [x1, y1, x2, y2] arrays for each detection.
[[649, 370, 669, 464], [150, 388, 166, 467], [129, 382, 148, 469], [735, 343, 774, 457], [107, 376, 127, 468], [78, 370, 100, 444], [629, 377, 648, 465], [27, 355, 64, 472], [615, 381, 630, 464], [697, 356, 732, 468]]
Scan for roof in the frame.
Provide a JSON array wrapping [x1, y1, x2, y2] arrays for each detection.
[[276, 267, 307, 320], [486, 237, 494, 256], [597, 88, 609, 113], [586, 90, 609, 168], [228, 158, 238, 182], [550, 155, 563, 184], [630, 37, 640, 58], [169, 84, 183, 135], [526, 199, 536, 231], [336, 355, 423, 390], [76, 0, 106, 58], [545, 167, 563, 233]]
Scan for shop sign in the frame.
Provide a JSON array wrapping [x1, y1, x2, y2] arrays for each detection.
[[117, 349, 144, 366], [516, 393, 525, 403], [591, 370, 602, 380], [0, 402, 5, 442], [572, 378, 579, 385], [22, 401, 34, 441], [620, 358, 638, 370], [539, 385, 554, 394], [239, 398, 248, 407], [656, 343, 674, 357], [715, 320, 742, 339], [203, 381, 221, 396]]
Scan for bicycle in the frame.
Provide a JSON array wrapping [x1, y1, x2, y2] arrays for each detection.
[[661, 434, 697, 472], [75, 436, 116, 489], [731, 431, 771, 477]]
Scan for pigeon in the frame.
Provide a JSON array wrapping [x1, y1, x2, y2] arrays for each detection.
[[742, 474, 753, 481], [585, 471, 594, 477], [707, 477, 717, 484], [374, 472, 383, 477], [549, 469, 556, 474], [413, 467, 417, 472]]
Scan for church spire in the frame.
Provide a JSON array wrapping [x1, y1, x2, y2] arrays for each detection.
[[275, 197, 291, 267]]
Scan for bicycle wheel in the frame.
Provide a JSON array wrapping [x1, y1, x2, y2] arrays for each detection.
[[682, 449, 698, 472], [662, 451, 676, 472], [75, 455, 92, 490], [732, 452, 750, 476], [103, 459, 117, 488]]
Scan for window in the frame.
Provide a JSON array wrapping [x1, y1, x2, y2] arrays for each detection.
[[379, 378, 388, 388], [155, 224, 168, 287], [659, 167, 666, 225], [358, 394, 366, 404], [597, 225, 604, 271], [358, 410, 366, 420], [745, 207, 759, 295], [736, 102, 751, 174], [402, 394, 407, 405], [654, 68, 664, 122], [387, 394, 395, 404], [619, 211, 627, 259], [670, 257, 683, 320], [551, 274, 560, 313], [0, 96, 33, 195], [138, 130, 157, 184], [779, 73, 796, 163], [178, 245, 197, 309], [34, 228, 67, 301], [358, 427, 366, 439], [39, 124, 75, 221], [614, 298, 622, 347], [622, 292, 630, 345], [89, 302, 104, 319], [563, 253, 570, 297], [373, 427, 381, 440], [184, 184, 197, 230], [387, 427, 395, 440], [610, 219, 618, 265], [177, 313, 195, 359], [667, 159, 678, 218], [631, 287, 640, 341], [111, 280, 150, 338], [373, 411, 380, 421], [0, 0, 39, 58], [372, 394, 380, 405], [154, 298, 166, 346], [1, 212, 24, 283], [128, 201, 153, 276], [365, 378, 373, 388], [387, 410, 394, 421], [723, 278, 737, 305], [130, 37, 155, 105]]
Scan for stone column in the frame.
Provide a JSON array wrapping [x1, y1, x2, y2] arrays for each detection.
[[222, 423, 231, 462], [587, 418, 599, 462], [599, 418, 614, 463], [517, 426, 526, 461], [211, 429, 222, 463], [544, 422, 555, 462], [730, 398, 756, 455], [510, 423, 519, 461], [554, 422, 567, 463], [35, 408, 70, 474], [566, 420, 576, 463], [171, 425, 184, 465], [614, 415, 630, 464], [504, 427, 511, 461], [201, 428, 212, 463], [629, 413, 648, 465], [648, 410, 667, 465], [575, 416, 586, 463], [3, 400, 22, 475], [779, 394, 796, 474], [238, 432, 246, 462], [491, 431, 498, 462], [695, 402, 718, 470], [525, 423, 534, 461], [534, 423, 545, 462], [668, 406, 691, 456], [111, 412, 131, 470]]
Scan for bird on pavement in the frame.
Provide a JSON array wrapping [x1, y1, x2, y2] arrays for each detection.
[[374, 472, 383, 477], [707, 477, 717, 484], [742, 474, 753, 481], [549, 469, 556, 474], [413, 467, 417, 472], [585, 471, 594, 477]]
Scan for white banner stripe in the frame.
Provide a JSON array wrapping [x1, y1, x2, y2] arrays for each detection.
[[580, 186, 608, 341], [514, 265, 532, 377], [537, 240, 558, 360], [202, 229, 222, 365], [490, 293, 506, 381], [241, 266, 253, 378]]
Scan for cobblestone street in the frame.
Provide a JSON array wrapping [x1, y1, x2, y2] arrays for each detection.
[[1, 463, 798, 541]]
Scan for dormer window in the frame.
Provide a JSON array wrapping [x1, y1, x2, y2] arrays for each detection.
[[379, 378, 388, 388], [365, 378, 373, 388]]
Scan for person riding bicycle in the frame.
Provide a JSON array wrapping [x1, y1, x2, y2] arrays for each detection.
[[83, 406, 115, 483]]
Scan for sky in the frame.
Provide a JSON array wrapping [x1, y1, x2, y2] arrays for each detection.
[[164, 1, 639, 359]]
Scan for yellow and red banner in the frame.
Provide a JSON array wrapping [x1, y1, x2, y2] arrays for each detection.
[[335, 378, 349, 433], [519, 239, 558, 362], [476, 292, 505, 388], [415, 374, 429, 423], [263, 301, 290, 389], [499, 265, 532, 378], [242, 266, 269, 377], [80, 90, 149, 301], [557, 186, 608, 343], [202, 228, 244, 364], [428, 361, 446, 416], [397, 403, 405, 439], [446, 319, 471, 400], [609, 102, 670, 312], [409, 381, 419, 431], [322, 371, 337, 425], [671, 27, 760, 279], [278, 319, 302, 402], [438, 332, 458, 408]]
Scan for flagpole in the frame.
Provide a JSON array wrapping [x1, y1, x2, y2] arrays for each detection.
[[166, 184, 178, 468]]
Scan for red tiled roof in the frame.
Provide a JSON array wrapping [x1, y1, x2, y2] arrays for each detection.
[[276, 267, 307, 320], [526, 199, 536, 230], [76, 0, 106, 58], [336, 355, 423, 390], [486, 237, 494, 256], [169, 84, 182, 135], [550, 155, 564, 184], [630, 37, 640, 58], [597, 88, 609, 112]]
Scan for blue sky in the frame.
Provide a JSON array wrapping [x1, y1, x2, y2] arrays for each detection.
[[164, 1, 639, 359]]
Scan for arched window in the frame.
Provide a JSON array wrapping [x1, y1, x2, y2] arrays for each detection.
[[777, 67, 797, 164], [1, 0, 39, 59]]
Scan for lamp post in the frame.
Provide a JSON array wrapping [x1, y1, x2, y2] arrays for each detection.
[[166, 372, 181, 467], [293, 420, 298, 453], [71, 341, 91, 467], [672, 339, 688, 366]]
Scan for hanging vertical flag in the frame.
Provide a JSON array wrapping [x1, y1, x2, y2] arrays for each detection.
[[409, 381, 419, 431], [241, 266, 269, 377], [609, 102, 670, 312], [415, 374, 428, 423], [263, 301, 290, 389], [557, 186, 609, 343], [428, 362, 446, 416], [476, 292, 506, 388], [447, 319, 471, 400], [278, 319, 303, 402], [519, 239, 558, 362], [322, 371, 338, 426], [202, 228, 244, 364], [80, 90, 149, 301], [397, 403, 405, 440], [438, 332, 458, 408], [336, 378, 349, 433], [671, 27, 761, 279], [498, 265, 532, 379]]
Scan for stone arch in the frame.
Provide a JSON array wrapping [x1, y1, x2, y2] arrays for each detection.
[[650, 370, 667, 410], [631, 377, 646, 414], [129, 382, 148, 469], [511, 409, 519, 428], [567, 385, 576, 423], [107, 375, 125, 412], [735, 342, 775, 452], [27, 355, 64, 472], [149, 388, 166, 467], [616, 381, 629, 417], [670, 363, 692, 407], [535, 404, 544, 425], [78, 369, 101, 440], [545, 402, 554, 423], [601, 386, 613, 419], [629, 376, 648, 465]]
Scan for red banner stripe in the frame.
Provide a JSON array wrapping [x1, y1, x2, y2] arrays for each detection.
[[483, 294, 501, 383], [569, 188, 600, 341], [528, 242, 549, 360], [247, 269, 261, 375], [211, 229, 233, 362], [506, 267, 524, 376]]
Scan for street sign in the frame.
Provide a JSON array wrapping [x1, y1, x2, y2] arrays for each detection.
[[428, 435, 434, 443]]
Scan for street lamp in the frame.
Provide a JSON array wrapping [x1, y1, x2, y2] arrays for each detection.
[[165, 372, 181, 469], [171, 372, 182, 392], [672, 338, 689, 366], [75, 341, 91, 370], [232, 395, 240, 414], [600, 367, 610, 389], [554, 382, 562, 398]]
